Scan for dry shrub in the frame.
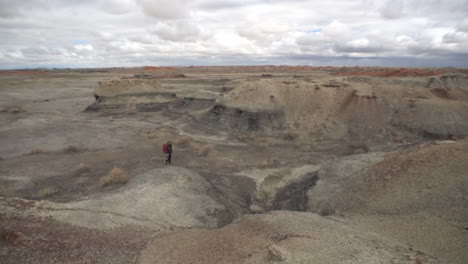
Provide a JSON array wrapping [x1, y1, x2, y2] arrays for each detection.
[[30, 147, 44, 155], [139, 114, 151, 121], [264, 167, 292, 186], [176, 136, 192, 148], [351, 142, 369, 154], [198, 144, 213, 157], [9, 107, 24, 114], [38, 187, 58, 198], [99, 167, 129, 187], [255, 188, 273, 209], [235, 134, 252, 142], [143, 129, 158, 138], [1, 106, 25, 114], [74, 176, 89, 185], [258, 141, 270, 149], [282, 131, 298, 141], [260, 159, 279, 168], [260, 160, 271, 168], [75, 162, 91, 175], [63, 145, 79, 154], [0, 230, 21, 246]]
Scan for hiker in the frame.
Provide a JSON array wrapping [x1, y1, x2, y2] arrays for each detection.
[[163, 141, 172, 165]]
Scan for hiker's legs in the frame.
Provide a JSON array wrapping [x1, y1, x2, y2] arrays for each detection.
[[165, 153, 170, 164], [168, 153, 172, 164]]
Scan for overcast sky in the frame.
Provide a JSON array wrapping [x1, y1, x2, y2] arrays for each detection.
[[0, 0, 467, 69]]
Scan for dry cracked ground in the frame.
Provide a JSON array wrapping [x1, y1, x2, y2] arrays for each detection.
[[1, 66, 467, 264]]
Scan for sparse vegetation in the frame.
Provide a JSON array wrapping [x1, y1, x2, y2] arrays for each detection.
[[264, 167, 292, 186], [139, 114, 151, 121], [316, 200, 335, 216], [0, 230, 21, 246], [63, 145, 79, 154], [235, 134, 252, 142], [142, 128, 158, 138], [198, 144, 213, 157], [99, 167, 129, 187], [258, 141, 270, 149], [38, 187, 58, 198], [351, 142, 369, 154], [282, 131, 298, 141], [75, 162, 91, 175], [0, 106, 25, 114], [30, 147, 44, 155], [255, 188, 273, 209]]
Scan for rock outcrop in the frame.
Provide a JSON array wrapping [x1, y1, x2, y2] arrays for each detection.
[[10, 167, 229, 230], [138, 211, 444, 264]]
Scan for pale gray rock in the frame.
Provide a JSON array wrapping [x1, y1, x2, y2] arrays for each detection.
[[37, 167, 227, 229], [306, 152, 386, 214]]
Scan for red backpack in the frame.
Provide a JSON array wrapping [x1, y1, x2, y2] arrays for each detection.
[[163, 144, 168, 153]]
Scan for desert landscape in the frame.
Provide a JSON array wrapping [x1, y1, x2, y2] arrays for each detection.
[[1, 66, 468, 263]]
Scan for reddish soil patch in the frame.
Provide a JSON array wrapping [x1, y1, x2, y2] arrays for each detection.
[[143, 66, 176, 71]]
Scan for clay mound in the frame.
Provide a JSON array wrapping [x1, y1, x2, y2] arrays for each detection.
[[426, 73, 468, 89], [95, 78, 164, 97], [199, 77, 468, 141], [31, 167, 228, 229], [200, 79, 396, 139], [392, 98, 468, 138], [201, 79, 354, 132], [139, 211, 443, 264], [88, 78, 177, 112], [173, 90, 219, 112], [337, 68, 444, 77], [313, 140, 468, 216], [306, 140, 468, 263]]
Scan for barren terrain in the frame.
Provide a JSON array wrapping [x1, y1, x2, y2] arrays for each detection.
[[1, 66, 467, 264]]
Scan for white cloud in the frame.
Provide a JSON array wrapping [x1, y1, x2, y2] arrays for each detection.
[[346, 38, 370, 49], [74, 44, 94, 51], [323, 21, 348, 39]]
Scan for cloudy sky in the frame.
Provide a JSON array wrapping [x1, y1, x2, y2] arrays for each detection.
[[0, 0, 467, 69]]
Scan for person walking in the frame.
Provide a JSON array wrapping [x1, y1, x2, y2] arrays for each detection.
[[163, 141, 172, 165]]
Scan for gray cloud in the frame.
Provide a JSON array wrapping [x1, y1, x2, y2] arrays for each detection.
[[150, 21, 203, 42], [135, 0, 191, 19], [0, 0, 467, 69], [380, 0, 405, 19]]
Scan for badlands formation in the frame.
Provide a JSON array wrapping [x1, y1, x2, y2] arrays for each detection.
[[0, 66, 467, 263]]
